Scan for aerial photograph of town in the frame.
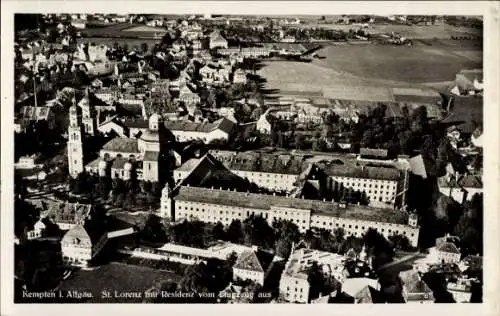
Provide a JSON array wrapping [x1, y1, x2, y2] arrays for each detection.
[[12, 13, 484, 304]]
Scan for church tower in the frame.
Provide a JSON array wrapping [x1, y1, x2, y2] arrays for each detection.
[[80, 88, 96, 136], [160, 183, 174, 221], [68, 102, 84, 178]]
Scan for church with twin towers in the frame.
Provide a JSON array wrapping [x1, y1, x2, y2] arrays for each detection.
[[67, 88, 172, 184]]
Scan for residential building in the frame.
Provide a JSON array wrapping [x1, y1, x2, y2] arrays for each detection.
[[233, 69, 247, 84], [26, 219, 47, 240], [340, 278, 380, 304], [455, 69, 483, 95], [18, 106, 56, 130], [428, 234, 461, 264], [165, 117, 235, 144], [179, 84, 201, 105], [447, 277, 473, 303], [438, 174, 468, 204], [279, 247, 346, 303], [256, 110, 272, 134], [399, 270, 434, 303], [471, 126, 483, 148], [233, 248, 275, 286], [46, 202, 92, 230], [209, 30, 228, 49], [160, 185, 420, 247], [97, 116, 128, 138], [61, 220, 107, 267]]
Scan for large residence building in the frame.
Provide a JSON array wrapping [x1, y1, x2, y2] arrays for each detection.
[[160, 185, 420, 247], [319, 160, 406, 208], [209, 150, 310, 193]]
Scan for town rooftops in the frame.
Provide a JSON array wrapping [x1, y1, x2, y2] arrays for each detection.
[[233, 249, 274, 273], [320, 160, 401, 181], [48, 202, 92, 225], [214, 151, 306, 175], [102, 137, 140, 153], [174, 186, 410, 225], [165, 117, 234, 134]]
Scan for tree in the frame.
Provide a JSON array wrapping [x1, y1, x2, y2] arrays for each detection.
[[140, 214, 168, 243], [243, 215, 275, 249], [141, 43, 149, 54], [389, 234, 414, 252], [226, 219, 244, 244], [453, 193, 483, 256], [295, 134, 306, 150], [212, 221, 226, 240], [307, 261, 324, 302]]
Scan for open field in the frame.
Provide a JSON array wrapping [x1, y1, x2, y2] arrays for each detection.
[[257, 40, 481, 90], [300, 23, 482, 39], [313, 43, 481, 83], [56, 262, 181, 303]]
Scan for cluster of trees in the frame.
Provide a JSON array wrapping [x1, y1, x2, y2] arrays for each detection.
[[352, 104, 442, 159], [69, 172, 162, 209], [452, 193, 483, 256], [142, 212, 410, 268]]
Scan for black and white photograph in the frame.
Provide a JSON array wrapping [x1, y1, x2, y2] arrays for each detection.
[[1, 1, 499, 313]]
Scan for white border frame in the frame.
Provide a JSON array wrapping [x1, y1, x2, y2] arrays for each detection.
[[2, 2, 499, 316]]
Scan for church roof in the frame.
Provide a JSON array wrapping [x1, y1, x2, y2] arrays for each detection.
[[102, 137, 139, 153]]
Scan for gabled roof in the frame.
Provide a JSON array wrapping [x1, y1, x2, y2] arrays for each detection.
[[233, 249, 273, 273], [458, 174, 482, 189], [210, 30, 227, 43], [102, 137, 139, 153], [399, 270, 433, 296]]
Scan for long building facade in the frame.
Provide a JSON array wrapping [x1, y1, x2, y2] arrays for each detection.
[[161, 185, 420, 247]]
